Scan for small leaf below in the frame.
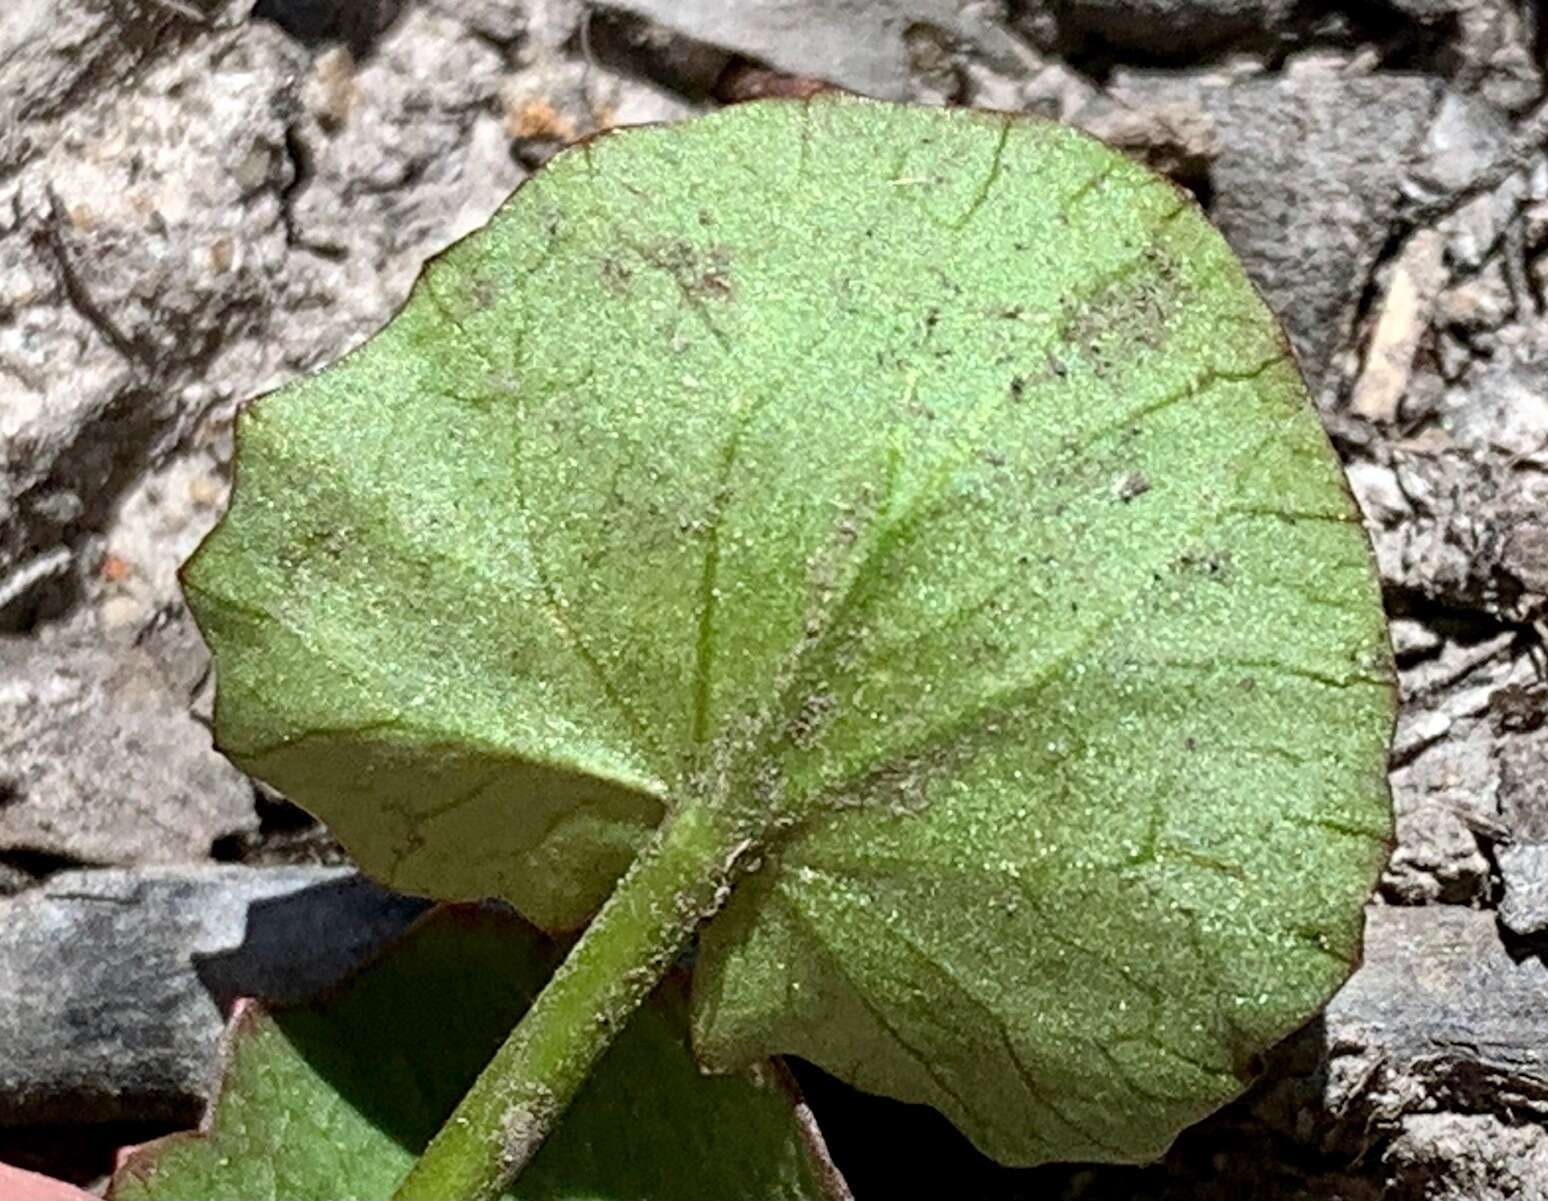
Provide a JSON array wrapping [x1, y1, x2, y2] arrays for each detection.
[[109, 906, 846, 1201]]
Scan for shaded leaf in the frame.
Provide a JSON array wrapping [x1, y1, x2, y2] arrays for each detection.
[[110, 906, 845, 1201], [186, 95, 1394, 1164]]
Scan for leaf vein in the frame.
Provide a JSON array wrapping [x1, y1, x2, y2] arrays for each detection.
[[950, 118, 1012, 231]]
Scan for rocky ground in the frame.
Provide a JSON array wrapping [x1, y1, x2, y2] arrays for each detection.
[[1, 1, 1545, 1197]]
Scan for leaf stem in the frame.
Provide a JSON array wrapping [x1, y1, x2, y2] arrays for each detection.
[[392, 801, 753, 1200]]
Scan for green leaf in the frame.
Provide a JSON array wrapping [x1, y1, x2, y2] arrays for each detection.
[[109, 906, 846, 1201], [185, 95, 1394, 1165]]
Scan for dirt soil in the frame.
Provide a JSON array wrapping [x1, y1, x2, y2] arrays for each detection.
[[2, 1, 1546, 1198]]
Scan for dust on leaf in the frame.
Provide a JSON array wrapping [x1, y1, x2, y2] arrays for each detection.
[[185, 95, 1393, 1167]]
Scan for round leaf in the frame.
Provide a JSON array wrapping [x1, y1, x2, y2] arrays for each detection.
[[184, 95, 1394, 1166]]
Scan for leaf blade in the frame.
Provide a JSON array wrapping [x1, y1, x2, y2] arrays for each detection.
[[188, 94, 1394, 1167]]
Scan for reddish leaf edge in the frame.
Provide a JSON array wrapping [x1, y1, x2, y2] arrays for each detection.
[[106, 996, 269, 1200], [765, 1059, 855, 1201]]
